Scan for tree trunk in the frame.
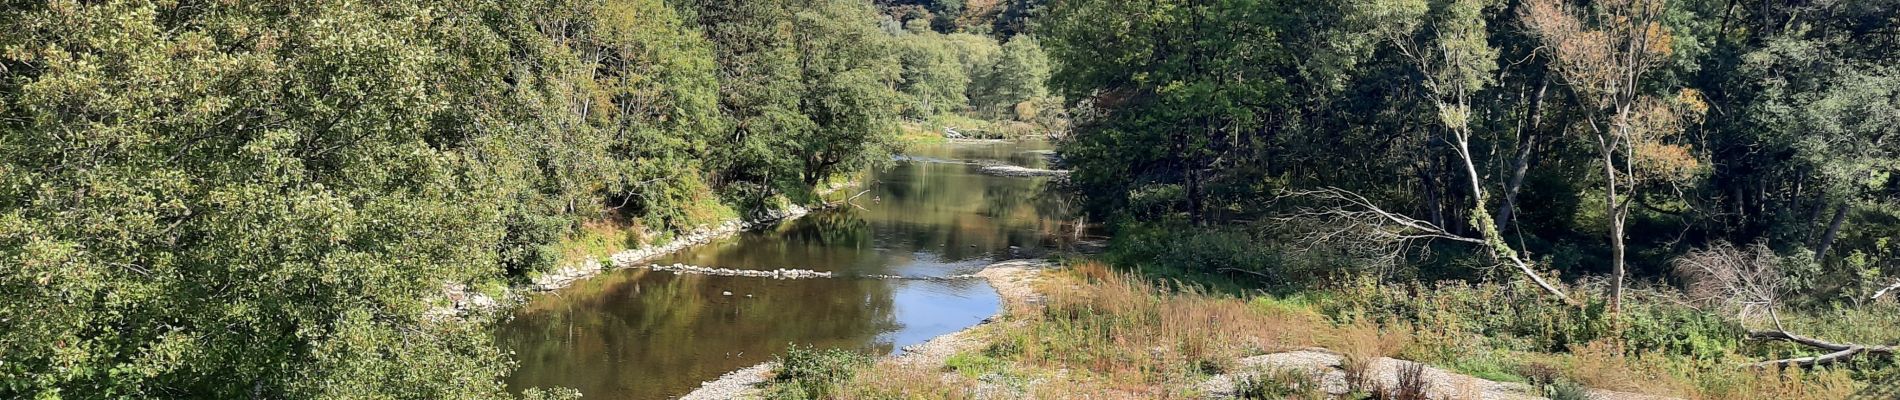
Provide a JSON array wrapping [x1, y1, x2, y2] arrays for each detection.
[[1187, 163, 1203, 225], [1601, 143, 1627, 311], [1804, 194, 1829, 241], [1419, 167, 1445, 228], [1610, 208, 1627, 310], [1814, 203, 1849, 263], [1497, 78, 1547, 232]]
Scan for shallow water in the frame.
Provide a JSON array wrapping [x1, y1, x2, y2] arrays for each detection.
[[498, 140, 1073, 399]]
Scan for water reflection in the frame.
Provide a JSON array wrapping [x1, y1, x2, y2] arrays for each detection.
[[499, 141, 1071, 399]]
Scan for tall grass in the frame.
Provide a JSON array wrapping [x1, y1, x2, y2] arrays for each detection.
[[781, 259, 1892, 398]]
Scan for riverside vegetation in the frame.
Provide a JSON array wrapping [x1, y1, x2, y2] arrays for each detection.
[[758, 0, 1900, 398], [3, 0, 1898, 399]]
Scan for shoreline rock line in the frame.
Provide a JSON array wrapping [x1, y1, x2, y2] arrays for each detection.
[[634, 263, 988, 281], [529, 204, 813, 292], [441, 182, 856, 316], [978, 163, 1069, 178]]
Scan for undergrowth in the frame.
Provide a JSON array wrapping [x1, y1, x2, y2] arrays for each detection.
[[762, 258, 1896, 399]]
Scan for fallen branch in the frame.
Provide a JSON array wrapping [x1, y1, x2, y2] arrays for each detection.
[[1278, 187, 1571, 303], [1747, 330, 1897, 369], [1871, 279, 1900, 301], [1217, 268, 1274, 281]]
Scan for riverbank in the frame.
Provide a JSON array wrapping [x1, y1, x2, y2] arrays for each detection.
[[439, 183, 856, 317], [977, 163, 1068, 178], [678, 259, 1053, 400], [737, 259, 1875, 400]]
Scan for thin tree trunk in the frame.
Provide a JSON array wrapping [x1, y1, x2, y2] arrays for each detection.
[[1600, 140, 1627, 311], [1814, 203, 1849, 263], [1497, 78, 1547, 232], [1610, 208, 1627, 310], [1804, 194, 1829, 241], [1419, 167, 1445, 228]]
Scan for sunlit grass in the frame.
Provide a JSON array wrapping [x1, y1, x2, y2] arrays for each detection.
[[770, 259, 1886, 399]]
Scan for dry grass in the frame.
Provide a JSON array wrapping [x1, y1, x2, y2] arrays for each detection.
[[1554, 338, 1867, 400], [1330, 320, 1414, 391], [1563, 339, 1704, 397], [1689, 367, 1861, 400], [798, 260, 1880, 399], [832, 363, 976, 400], [1385, 362, 1429, 400], [1013, 261, 1329, 391]]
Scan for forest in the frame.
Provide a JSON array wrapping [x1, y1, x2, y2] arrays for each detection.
[[1035, 0, 1899, 396], [0, 0, 1051, 397], [2, 0, 1896, 398]]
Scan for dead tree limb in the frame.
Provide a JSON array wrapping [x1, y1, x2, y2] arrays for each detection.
[[1747, 330, 1897, 369], [1278, 187, 1571, 302], [1871, 280, 1900, 302], [1217, 268, 1274, 280]]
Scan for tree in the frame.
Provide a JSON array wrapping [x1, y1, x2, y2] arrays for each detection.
[[0, 1, 569, 396], [895, 29, 971, 118], [976, 35, 1052, 119], [1522, 0, 1703, 310], [1386, 0, 1570, 299], [690, 0, 900, 206]]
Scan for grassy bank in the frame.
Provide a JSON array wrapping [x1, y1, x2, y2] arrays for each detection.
[[757, 259, 1895, 399]]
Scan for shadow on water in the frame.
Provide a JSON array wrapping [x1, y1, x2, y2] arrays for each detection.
[[497, 140, 1075, 399]]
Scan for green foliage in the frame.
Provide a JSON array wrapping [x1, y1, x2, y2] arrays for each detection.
[[1544, 379, 1589, 400], [766, 344, 874, 400], [1232, 368, 1323, 399], [895, 30, 972, 118], [1048, 0, 1897, 313], [0, 0, 915, 397], [943, 351, 1007, 378], [886, 23, 1062, 137], [974, 36, 1052, 119], [1104, 222, 1371, 294]]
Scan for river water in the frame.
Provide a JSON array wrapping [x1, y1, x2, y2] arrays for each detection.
[[497, 140, 1073, 399]]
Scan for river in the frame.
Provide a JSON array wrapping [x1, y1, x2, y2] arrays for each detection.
[[496, 140, 1074, 399]]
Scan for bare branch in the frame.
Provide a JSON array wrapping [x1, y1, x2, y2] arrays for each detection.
[[1276, 187, 1571, 301], [1747, 330, 1896, 369], [1673, 242, 1786, 324], [1871, 280, 1900, 302]]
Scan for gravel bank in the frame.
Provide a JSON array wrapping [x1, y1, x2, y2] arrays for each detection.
[[1199, 349, 1679, 400]]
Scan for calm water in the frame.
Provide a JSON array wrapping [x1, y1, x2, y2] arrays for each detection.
[[498, 140, 1074, 399]]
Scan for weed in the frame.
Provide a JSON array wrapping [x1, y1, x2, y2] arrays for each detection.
[[944, 351, 1005, 378], [1233, 368, 1323, 400], [1380, 362, 1428, 400], [1545, 379, 1588, 400]]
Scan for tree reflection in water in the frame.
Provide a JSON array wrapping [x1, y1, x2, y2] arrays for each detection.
[[498, 141, 1072, 399]]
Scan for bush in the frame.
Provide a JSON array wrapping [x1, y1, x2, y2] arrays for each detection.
[[767, 344, 875, 400], [1103, 222, 1359, 294], [1232, 368, 1323, 399]]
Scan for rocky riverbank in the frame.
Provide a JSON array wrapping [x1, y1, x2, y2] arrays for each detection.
[[437, 183, 854, 317], [1197, 349, 1675, 400], [677, 260, 1052, 400], [525, 204, 812, 293], [978, 163, 1069, 178]]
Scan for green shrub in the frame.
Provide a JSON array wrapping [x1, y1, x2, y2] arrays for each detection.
[[1232, 368, 1322, 400], [1545, 379, 1589, 400], [944, 352, 1005, 378], [1103, 222, 1356, 294], [767, 344, 874, 400]]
